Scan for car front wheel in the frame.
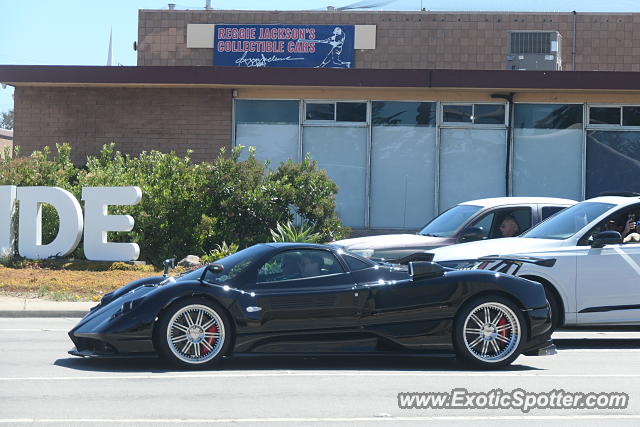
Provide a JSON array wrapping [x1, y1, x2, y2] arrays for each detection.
[[453, 295, 526, 369], [155, 298, 231, 369]]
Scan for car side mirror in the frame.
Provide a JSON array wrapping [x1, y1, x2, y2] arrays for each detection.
[[459, 227, 484, 242], [409, 261, 445, 279], [591, 231, 622, 248]]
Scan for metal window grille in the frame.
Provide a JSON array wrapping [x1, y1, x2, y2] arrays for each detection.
[[510, 32, 552, 54]]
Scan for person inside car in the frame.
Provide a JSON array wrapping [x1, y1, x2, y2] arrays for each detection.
[[622, 213, 638, 239], [499, 215, 520, 237], [298, 253, 321, 278], [623, 220, 640, 243]]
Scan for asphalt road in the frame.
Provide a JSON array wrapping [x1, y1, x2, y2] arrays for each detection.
[[1, 318, 640, 426]]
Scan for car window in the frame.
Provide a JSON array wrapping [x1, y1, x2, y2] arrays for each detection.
[[419, 205, 482, 237], [578, 205, 640, 245], [469, 207, 532, 239], [256, 250, 345, 283], [184, 244, 270, 284], [541, 206, 566, 220], [524, 202, 615, 240], [343, 255, 372, 271], [469, 212, 494, 240]]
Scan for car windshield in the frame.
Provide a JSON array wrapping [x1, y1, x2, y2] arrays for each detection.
[[177, 245, 270, 284], [419, 205, 482, 237], [522, 202, 615, 240]]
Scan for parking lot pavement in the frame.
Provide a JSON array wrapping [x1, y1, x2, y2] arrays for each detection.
[[1, 318, 639, 426]]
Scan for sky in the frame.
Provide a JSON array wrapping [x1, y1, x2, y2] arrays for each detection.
[[1, 0, 640, 114]]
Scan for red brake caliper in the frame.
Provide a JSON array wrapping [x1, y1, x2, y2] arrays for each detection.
[[497, 315, 508, 347], [200, 324, 218, 355]]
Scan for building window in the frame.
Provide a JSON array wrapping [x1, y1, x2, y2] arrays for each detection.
[[235, 99, 300, 166], [442, 103, 506, 125], [588, 105, 640, 127], [589, 106, 621, 126], [512, 104, 583, 201], [306, 103, 335, 120], [443, 104, 472, 123], [586, 105, 640, 198], [305, 101, 367, 122], [372, 101, 436, 126], [370, 101, 437, 228]]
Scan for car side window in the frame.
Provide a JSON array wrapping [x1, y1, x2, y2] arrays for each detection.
[[469, 212, 494, 240], [541, 206, 566, 220], [256, 250, 344, 283], [579, 205, 640, 246], [469, 207, 532, 239], [344, 255, 372, 272]]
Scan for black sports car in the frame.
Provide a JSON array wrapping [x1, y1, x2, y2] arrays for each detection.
[[68, 243, 555, 369]]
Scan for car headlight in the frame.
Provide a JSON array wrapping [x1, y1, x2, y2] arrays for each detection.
[[349, 249, 375, 258], [112, 298, 145, 318]]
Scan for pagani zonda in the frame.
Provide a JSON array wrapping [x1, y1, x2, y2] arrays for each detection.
[[68, 243, 555, 369]]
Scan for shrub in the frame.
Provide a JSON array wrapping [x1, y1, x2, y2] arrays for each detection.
[[0, 143, 79, 245], [0, 143, 348, 266], [270, 221, 322, 243], [268, 156, 349, 242], [201, 241, 239, 264]]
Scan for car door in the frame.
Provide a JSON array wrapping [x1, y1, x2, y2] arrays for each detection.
[[576, 205, 640, 325], [247, 249, 362, 334], [352, 266, 456, 350]]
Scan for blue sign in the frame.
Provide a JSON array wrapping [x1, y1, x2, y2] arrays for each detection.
[[214, 24, 355, 69]]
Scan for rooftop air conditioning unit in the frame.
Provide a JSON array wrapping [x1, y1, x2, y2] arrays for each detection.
[[506, 31, 562, 71]]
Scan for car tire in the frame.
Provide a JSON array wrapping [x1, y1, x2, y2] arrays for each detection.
[[155, 297, 232, 369], [453, 295, 527, 369], [543, 287, 562, 331]]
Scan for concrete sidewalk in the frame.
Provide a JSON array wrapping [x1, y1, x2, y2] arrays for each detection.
[[0, 296, 96, 317]]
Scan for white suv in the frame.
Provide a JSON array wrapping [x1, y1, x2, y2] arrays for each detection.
[[334, 197, 576, 261], [428, 195, 640, 327]]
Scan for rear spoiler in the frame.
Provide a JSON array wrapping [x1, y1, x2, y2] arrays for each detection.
[[462, 255, 556, 276]]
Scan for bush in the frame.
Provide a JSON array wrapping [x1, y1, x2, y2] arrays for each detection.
[[201, 241, 239, 264], [270, 221, 322, 243], [0, 143, 348, 266], [269, 156, 349, 242], [0, 143, 79, 245]]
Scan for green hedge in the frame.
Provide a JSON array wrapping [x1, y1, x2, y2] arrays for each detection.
[[0, 143, 349, 265]]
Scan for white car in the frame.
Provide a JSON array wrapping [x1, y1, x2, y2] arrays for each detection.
[[334, 197, 576, 260], [428, 195, 640, 327]]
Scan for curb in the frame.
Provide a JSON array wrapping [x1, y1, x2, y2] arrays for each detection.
[[0, 310, 90, 318]]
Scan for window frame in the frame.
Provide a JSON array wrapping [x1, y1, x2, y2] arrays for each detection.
[[587, 104, 640, 130], [440, 102, 508, 128], [303, 100, 369, 125]]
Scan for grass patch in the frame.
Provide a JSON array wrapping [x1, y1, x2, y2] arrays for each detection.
[[0, 263, 163, 301]]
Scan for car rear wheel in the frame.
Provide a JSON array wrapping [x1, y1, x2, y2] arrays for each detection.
[[155, 298, 231, 369], [454, 295, 526, 369]]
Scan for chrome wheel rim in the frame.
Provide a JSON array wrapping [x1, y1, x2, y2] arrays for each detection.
[[463, 302, 520, 363], [166, 304, 225, 364]]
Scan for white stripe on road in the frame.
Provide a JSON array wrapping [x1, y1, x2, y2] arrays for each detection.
[[0, 329, 67, 332], [3, 372, 640, 381], [1, 415, 640, 423]]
